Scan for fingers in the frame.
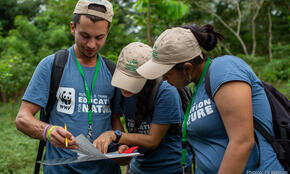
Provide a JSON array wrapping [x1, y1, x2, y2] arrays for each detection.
[[49, 126, 77, 149], [93, 131, 115, 154], [93, 136, 108, 154], [118, 145, 129, 153], [103, 140, 111, 154]]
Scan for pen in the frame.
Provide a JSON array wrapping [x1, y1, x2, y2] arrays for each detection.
[[65, 123, 68, 148]]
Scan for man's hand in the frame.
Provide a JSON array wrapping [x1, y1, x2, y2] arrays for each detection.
[[48, 126, 78, 149]]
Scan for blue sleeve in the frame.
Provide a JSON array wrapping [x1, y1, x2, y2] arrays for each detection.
[[23, 55, 54, 108], [112, 88, 122, 114], [209, 55, 254, 97], [151, 81, 183, 124]]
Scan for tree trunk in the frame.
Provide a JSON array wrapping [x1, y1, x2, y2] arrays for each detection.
[[251, 0, 264, 56], [268, 7, 273, 62], [146, 0, 153, 47]]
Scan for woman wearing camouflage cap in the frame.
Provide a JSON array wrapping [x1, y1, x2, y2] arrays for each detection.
[[136, 24, 285, 173]]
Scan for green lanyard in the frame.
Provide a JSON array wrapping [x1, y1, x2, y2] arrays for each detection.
[[181, 58, 211, 167], [74, 51, 100, 138]]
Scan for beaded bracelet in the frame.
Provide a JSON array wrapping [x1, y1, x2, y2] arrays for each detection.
[[46, 126, 59, 142], [43, 124, 52, 141]]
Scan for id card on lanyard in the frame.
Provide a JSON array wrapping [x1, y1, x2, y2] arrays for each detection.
[[74, 50, 100, 139]]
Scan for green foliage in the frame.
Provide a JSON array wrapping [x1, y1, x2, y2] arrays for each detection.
[[239, 54, 290, 98], [0, 101, 41, 174], [0, 0, 44, 36], [135, 0, 189, 20], [0, 0, 288, 101]]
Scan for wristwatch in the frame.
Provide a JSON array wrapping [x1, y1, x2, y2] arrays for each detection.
[[113, 130, 122, 143]]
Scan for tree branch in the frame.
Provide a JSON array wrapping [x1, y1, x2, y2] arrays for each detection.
[[251, 0, 264, 56], [193, 1, 249, 55], [146, 0, 153, 47], [268, 6, 273, 62], [236, 1, 242, 35]]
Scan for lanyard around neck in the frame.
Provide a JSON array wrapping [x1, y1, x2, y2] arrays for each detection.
[[74, 51, 100, 138], [181, 58, 211, 166]]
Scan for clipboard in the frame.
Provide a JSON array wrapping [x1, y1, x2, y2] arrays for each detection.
[[38, 134, 141, 166]]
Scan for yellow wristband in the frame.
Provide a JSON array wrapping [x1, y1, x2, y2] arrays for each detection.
[[46, 126, 59, 142]]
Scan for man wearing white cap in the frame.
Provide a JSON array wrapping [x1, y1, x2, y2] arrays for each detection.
[[16, 0, 122, 173], [137, 24, 284, 173], [93, 42, 186, 174]]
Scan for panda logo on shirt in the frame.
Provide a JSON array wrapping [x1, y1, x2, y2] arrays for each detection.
[[56, 87, 75, 114], [59, 91, 72, 105]]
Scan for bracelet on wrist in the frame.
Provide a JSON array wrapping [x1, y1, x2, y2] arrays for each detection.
[[46, 126, 59, 142], [43, 124, 52, 141]]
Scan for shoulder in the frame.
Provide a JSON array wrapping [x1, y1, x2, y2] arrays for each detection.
[[39, 54, 55, 66], [152, 81, 183, 123], [209, 55, 254, 78], [155, 81, 181, 105], [32, 53, 56, 74], [98, 54, 116, 75], [208, 55, 256, 96], [211, 55, 248, 69], [157, 81, 179, 97]]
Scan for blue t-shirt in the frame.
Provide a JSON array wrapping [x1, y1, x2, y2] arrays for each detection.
[[185, 55, 284, 174], [122, 81, 184, 174], [23, 46, 121, 174]]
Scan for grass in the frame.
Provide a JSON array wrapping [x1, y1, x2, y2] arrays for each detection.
[[0, 100, 126, 174], [0, 100, 41, 174]]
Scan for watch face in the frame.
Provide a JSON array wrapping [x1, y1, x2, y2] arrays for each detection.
[[115, 130, 122, 136]]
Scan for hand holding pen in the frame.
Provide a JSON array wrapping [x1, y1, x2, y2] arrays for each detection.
[[44, 124, 78, 149]]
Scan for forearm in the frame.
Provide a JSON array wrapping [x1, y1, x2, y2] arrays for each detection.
[[111, 114, 124, 132], [218, 140, 254, 174], [15, 101, 48, 140], [119, 132, 160, 149], [16, 112, 48, 140]]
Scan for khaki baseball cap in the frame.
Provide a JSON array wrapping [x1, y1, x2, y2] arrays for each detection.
[[111, 42, 152, 93], [137, 27, 203, 79], [73, 0, 114, 23]]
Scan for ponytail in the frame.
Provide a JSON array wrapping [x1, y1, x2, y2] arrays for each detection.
[[182, 23, 224, 51]]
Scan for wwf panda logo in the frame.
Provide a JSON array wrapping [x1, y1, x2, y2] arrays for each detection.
[[56, 87, 75, 114], [59, 91, 72, 105]]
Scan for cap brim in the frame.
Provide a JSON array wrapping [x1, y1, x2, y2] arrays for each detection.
[[137, 59, 174, 80], [111, 68, 146, 94]]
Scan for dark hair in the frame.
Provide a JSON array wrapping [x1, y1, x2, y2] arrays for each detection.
[[183, 23, 224, 51], [73, 4, 111, 28], [133, 79, 157, 133], [173, 23, 223, 70]]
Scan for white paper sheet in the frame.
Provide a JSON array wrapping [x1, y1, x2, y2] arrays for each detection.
[[38, 134, 141, 165]]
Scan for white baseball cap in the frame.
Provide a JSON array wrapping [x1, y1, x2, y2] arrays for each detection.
[[137, 27, 203, 79], [73, 0, 114, 23], [111, 42, 152, 93]]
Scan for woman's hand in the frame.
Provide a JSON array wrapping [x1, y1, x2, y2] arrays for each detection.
[[118, 144, 129, 153], [112, 145, 132, 165], [93, 130, 116, 154]]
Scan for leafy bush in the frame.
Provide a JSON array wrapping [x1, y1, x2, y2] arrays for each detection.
[[239, 53, 290, 98]]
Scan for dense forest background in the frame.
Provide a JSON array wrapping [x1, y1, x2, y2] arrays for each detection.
[[0, 0, 289, 102], [0, 0, 289, 173]]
